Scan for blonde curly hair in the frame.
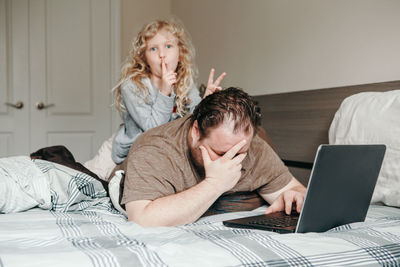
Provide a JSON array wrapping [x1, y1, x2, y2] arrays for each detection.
[[113, 19, 197, 117]]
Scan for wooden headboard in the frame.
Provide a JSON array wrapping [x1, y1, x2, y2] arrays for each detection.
[[252, 80, 400, 185]]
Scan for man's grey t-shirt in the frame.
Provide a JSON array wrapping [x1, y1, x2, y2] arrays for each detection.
[[121, 116, 293, 205]]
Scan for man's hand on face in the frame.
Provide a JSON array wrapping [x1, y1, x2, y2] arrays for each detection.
[[264, 186, 306, 215], [200, 140, 247, 194]]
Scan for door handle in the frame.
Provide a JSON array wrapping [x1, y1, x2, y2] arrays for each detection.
[[5, 101, 24, 109], [36, 102, 55, 110]]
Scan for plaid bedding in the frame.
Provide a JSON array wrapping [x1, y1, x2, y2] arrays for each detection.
[[1, 161, 400, 266], [1, 205, 399, 266], [33, 159, 114, 213]]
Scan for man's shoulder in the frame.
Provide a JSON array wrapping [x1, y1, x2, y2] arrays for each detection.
[[242, 132, 280, 171], [131, 116, 190, 152], [248, 133, 270, 156], [139, 116, 188, 137]]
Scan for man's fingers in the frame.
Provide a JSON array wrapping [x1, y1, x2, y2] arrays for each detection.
[[285, 197, 294, 215], [265, 199, 282, 214], [232, 152, 247, 164], [207, 68, 215, 85], [200, 146, 211, 166], [214, 72, 226, 87], [294, 193, 304, 213], [223, 140, 246, 160], [265, 190, 306, 215]]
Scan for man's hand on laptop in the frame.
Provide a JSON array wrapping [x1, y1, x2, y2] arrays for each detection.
[[263, 180, 306, 215]]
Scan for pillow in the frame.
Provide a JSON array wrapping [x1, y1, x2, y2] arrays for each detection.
[[329, 90, 400, 207], [108, 170, 127, 217], [84, 134, 117, 181]]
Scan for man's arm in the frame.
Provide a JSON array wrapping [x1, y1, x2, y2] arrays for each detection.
[[260, 177, 306, 215], [125, 140, 247, 227], [126, 179, 222, 226]]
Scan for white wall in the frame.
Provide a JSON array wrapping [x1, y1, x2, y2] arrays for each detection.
[[121, 0, 171, 60], [171, 0, 400, 95]]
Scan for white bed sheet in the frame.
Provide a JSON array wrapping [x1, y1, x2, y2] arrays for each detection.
[[1, 159, 400, 267], [1, 204, 400, 267]]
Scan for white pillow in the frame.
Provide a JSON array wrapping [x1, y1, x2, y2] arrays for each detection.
[[329, 90, 400, 207], [84, 134, 117, 181], [108, 170, 127, 217]]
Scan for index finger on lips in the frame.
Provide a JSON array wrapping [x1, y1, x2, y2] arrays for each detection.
[[161, 59, 167, 75], [223, 140, 246, 160]]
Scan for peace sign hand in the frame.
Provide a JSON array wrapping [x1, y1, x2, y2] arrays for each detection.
[[201, 140, 247, 194], [203, 68, 226, 98]]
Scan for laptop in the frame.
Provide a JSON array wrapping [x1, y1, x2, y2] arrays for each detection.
[[223, 144, 386, 233]]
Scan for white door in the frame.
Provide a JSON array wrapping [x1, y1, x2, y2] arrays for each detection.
[[0, 0, 30, 157], [0, 0, 120, 162]]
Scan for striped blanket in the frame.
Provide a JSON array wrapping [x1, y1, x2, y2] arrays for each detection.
[[0, 157, 113, 213], [1, 160, 400, 266], [1, 205, 400, 266]]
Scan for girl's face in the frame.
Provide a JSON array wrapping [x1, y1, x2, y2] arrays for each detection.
[[145, 29, 180, 78]]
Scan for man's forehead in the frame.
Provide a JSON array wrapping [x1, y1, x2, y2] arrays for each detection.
[[212, 119, 253, 136], [205, 123, 253, 152]]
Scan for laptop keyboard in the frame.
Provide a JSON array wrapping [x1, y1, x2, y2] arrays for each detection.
[[248, 214, 299, 227]]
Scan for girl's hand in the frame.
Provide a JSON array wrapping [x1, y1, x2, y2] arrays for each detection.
[[159, 59, 177, 96], [203, 68, 226, 98]]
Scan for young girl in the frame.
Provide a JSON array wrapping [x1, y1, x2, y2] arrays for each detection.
[[112, 19, 225, 164]]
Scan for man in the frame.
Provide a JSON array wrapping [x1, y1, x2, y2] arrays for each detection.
[[119, 87, 306, 226]]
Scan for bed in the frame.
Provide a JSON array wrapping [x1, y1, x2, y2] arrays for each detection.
[[1, 80, 400, 267]]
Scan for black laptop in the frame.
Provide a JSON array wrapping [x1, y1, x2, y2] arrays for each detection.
[[223, 144, 386, 233]]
